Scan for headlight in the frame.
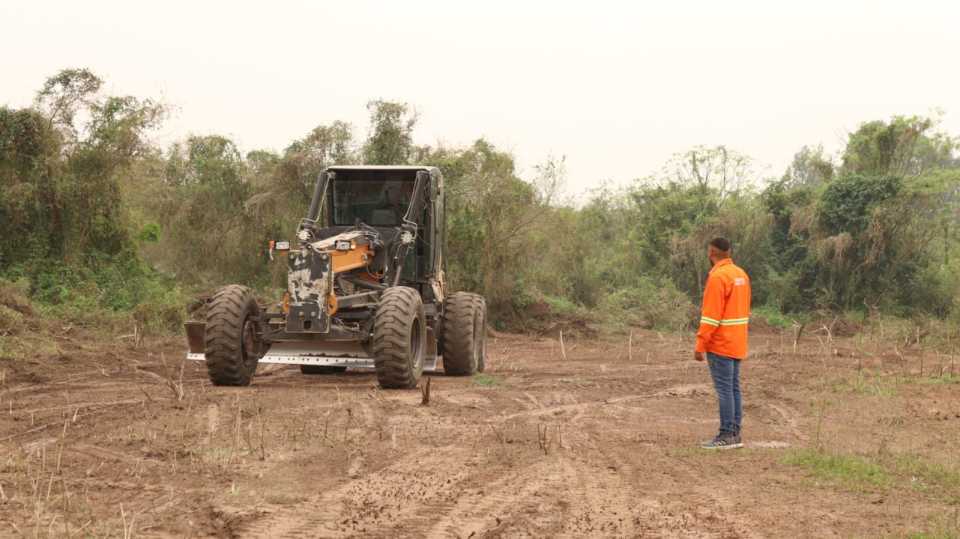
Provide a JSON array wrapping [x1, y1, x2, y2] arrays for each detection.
[[297, 229, 311, 241]]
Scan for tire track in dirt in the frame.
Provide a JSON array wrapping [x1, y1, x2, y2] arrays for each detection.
[[344, 398, 377, 478], [499, 400, 601, 421], [522, 391, 544, 410], [425, 457, 570, 538], [2, 378, 132, 398], [558, 455, 640, 538], [552, 419, 649, 538], [236, 441, 476, 538], [67, 442, 148, 464], [498, 390, 662, 422], [767, 402, 806, 441], [423, 406, 649, 538], [586, 431, 762, 539]]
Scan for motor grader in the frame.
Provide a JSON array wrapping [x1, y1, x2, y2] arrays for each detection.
[[185, 166, 487, 389]]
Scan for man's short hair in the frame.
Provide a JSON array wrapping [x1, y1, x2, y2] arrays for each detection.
[[709, 237, 731, 252]]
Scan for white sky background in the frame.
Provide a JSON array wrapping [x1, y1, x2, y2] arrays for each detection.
[[2, 1, 958, 198]]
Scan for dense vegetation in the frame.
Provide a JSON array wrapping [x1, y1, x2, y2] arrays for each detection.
[[2, 69, 960, 334]]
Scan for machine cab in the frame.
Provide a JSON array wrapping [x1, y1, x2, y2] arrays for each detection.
[[307, 166, 445, 299]]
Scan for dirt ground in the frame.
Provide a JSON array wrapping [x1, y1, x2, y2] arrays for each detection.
[[1, 326, 959, 538]]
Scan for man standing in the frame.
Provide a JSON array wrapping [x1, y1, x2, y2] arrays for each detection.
[[695, 237, 751, 449]]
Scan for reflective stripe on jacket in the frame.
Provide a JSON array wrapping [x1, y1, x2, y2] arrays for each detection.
[[695, 258, 751, 359]]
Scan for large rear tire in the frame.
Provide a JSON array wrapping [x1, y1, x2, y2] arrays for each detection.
[[372, 287, 425, 389], [204, 285, 261, 386], [441, 292, 486, 376]]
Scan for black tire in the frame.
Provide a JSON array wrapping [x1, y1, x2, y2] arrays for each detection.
[[441, 292, 486, 376], [474, 296, 487, 373], [372, 287, 425, 389], [204, 285, 261, 386], [300, 365, 347, 375]]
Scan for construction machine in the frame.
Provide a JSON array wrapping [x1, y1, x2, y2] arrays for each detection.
[[184, 166, 487, 388]]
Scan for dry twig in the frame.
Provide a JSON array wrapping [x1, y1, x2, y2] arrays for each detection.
[[537, 423, 550, 455], [792, 322, 805, 354], [420, 377, 431, 406]]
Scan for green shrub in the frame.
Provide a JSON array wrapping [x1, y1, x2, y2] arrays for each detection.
[[132, 284, 189, 334], [138, 222, 161, 243], [542, 294, 583, 317], [598, 277, 693, 331], [752, 305, 793, 330], [2, 253, 188, 333]]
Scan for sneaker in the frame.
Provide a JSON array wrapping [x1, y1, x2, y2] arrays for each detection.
[[700, 433, 743, 450]]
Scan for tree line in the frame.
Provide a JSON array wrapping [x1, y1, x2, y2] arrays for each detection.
[[2, 68, 959, 332]]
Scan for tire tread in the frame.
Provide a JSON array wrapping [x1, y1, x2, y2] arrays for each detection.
[[204, 285, 260, 386], [440, 292, 485, 376], [372, 287, 425, 389]]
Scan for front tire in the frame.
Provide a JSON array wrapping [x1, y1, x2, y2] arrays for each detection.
[[204, 285, 262, 386], [372, 287, 425, 389]]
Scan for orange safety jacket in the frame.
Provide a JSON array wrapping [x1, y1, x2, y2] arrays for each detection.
[[696, 258, 751, 359]]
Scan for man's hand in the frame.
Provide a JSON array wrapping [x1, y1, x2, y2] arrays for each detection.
[[694, 351, 706, 362]]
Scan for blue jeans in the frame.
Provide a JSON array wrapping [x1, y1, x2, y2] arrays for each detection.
[[707, 353, 742, 435]]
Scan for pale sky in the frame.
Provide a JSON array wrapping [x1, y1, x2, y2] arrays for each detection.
[[3, 1, 958, 196]]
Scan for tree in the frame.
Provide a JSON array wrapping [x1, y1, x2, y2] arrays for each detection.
[[424, 140, 560, 319], [0, 68, 164, 264], [363, 100, 416, 165], [34, 68, 102, 134], [0, 107, 63, 263], [279, 121, 354, 200], [782, 145, 833, 188], [0, 69, 170, 308], [842, 116, 957, 177], [156, 135, 266, 283], [661, 145, 753, 202]]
